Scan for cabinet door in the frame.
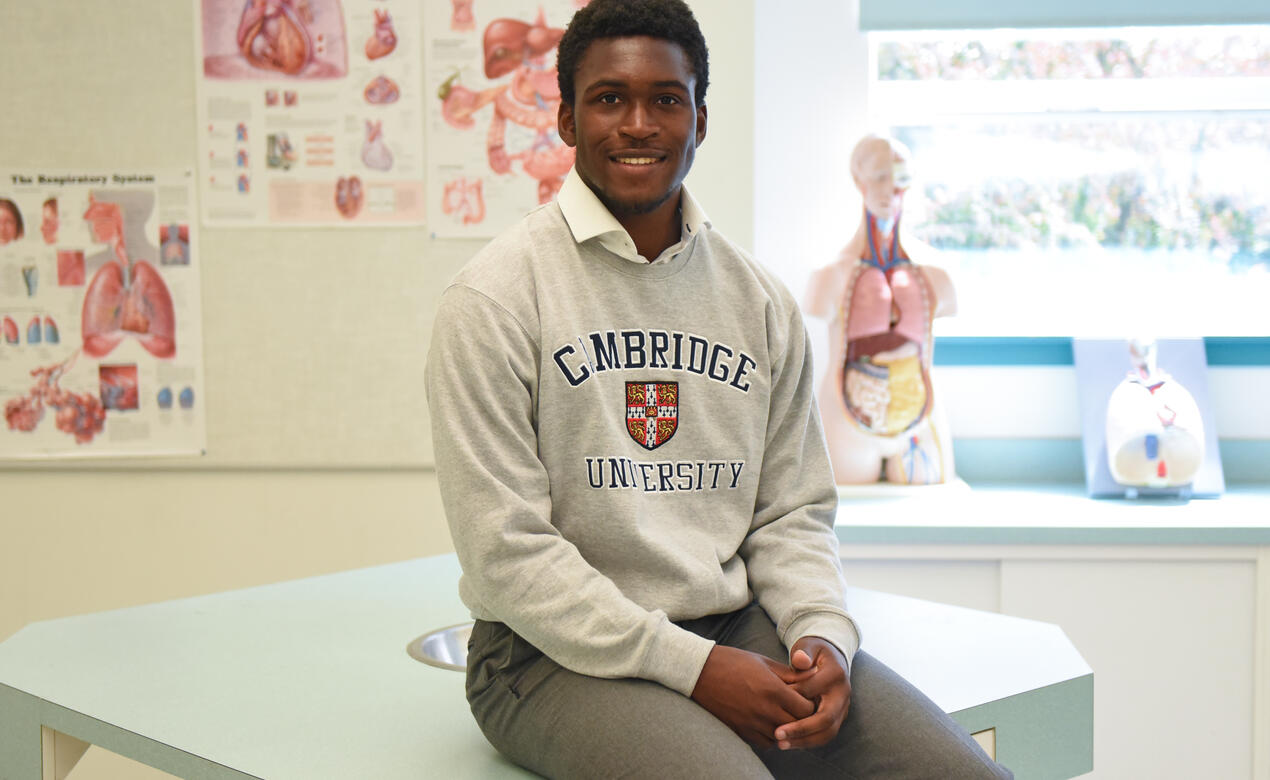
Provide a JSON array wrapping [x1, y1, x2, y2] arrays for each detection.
[[1002, 559, 1256, 780], [840, 559, 1001, 613]]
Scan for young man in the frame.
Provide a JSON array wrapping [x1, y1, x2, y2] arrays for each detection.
[[425, 1, 1012, 776]]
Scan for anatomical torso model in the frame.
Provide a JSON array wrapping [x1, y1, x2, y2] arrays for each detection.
[[805, 134, 956, 485], [1105, 338, 1205, 488]]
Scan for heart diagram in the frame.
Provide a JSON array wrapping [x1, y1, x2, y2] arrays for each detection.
[[365, 9, 397, 60], [202, 0, 347, 80]]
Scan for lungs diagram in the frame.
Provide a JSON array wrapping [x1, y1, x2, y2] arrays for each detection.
[[0, 173, 206, 458]]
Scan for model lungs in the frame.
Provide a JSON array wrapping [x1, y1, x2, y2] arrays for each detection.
[[846, 266, 927, 344], [82, 260, 176, 359]]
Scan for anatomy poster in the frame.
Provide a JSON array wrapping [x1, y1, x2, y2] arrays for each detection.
[[425, 0, 585, 237], [0, 171, 207, 459], [195, 0, 425, 226]]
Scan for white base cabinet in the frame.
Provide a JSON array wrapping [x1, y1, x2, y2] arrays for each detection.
[[840, 546, 1267, 780]]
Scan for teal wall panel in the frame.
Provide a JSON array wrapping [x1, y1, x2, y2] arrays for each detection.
[[860, 0, 1270, 30], [934, 338, 1270, 366]]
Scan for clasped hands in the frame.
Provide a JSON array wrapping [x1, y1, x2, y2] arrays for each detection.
[[690, 637, 851, 750]]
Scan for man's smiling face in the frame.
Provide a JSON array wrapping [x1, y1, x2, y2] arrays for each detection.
[[558, 36, 707, 219]]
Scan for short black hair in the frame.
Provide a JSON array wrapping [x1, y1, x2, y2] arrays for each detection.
[[556, 0, 709, 107]]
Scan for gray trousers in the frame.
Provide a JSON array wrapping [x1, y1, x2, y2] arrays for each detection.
[[466, 603, 1014, 779]]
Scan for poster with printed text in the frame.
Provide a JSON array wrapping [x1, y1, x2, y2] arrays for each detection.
[[0, 170, 207, 459], [195, 0, 425, 226], [425, 0, 586, 238]]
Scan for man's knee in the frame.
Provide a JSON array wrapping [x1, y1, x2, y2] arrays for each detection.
[[471, 658, 769, 780]]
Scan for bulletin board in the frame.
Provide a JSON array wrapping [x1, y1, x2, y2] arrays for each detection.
[[0, 0, 477, 469], [0, 0, 753, 469]]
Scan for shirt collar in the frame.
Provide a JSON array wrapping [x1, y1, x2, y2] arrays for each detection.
[[556, 167, 711, 265]]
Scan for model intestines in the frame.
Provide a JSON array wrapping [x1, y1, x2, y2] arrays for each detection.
[[1105, 339, 1205, 488], [805, 134, 957, 485], [438, 10, 574, 205]]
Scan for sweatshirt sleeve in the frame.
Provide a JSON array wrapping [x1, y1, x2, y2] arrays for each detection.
[[425, 284, 716, 697], [738, 304, 861, 667]]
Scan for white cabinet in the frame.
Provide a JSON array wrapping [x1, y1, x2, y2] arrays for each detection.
[[836, 486, 1270, 780], [1002, 558, 1256, 780]]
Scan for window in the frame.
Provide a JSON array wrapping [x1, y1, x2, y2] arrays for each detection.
[[868, 26, 1270, 337]]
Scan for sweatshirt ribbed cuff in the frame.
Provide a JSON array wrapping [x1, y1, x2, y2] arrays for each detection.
[[784, 611, 861, 671], [640, 622, 717, 697]]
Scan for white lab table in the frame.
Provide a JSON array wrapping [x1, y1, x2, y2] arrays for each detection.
[[0, 554, 1092, 779]]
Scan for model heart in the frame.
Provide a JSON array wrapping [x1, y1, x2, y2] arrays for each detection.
[[82, 260, 176, 359]]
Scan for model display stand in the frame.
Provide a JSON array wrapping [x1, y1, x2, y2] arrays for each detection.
[[1073, 338, 1224, 499]]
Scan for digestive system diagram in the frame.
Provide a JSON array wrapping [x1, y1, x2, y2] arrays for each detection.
[[437, 8, 576, 218], [3, 192, 179, 445]]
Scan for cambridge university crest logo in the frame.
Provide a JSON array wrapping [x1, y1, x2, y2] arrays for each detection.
[[626, 382, 678, 450]]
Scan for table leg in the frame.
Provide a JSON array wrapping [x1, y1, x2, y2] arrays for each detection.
[[40, 727, 89, 780], [0, 684, 42, 780], [971, 728, 997, 761]]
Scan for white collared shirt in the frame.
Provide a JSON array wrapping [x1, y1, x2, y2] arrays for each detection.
[[555, 167, 711, 265]]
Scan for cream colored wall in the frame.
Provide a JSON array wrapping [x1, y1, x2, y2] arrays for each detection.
[[0, 469, 453, 642], [0, 0, 753, 629], [1, 0, 752, 771], [1, 20, 752, 780]]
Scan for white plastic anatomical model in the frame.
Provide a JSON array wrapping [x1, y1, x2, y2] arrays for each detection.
[[805, 134, 957, 485], [1105, 338, 1205, 488]]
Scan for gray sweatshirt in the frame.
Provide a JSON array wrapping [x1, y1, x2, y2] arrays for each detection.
[[425, 192, 860, 698]]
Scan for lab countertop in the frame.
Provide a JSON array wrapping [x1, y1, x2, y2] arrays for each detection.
[[0, 554, 1092, 779], [835, 482, 1270, 545]]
